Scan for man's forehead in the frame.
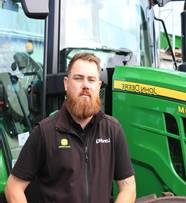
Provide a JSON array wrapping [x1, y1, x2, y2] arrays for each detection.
[[70, 60, 99, 76]]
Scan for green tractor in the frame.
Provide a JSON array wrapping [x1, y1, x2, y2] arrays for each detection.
[[0, 0, 186, 202]]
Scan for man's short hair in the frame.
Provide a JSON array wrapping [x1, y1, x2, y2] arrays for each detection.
[[67, 52, 101, 75]]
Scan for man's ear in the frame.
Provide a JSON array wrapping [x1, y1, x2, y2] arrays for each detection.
[[99, 80, 103, 88], [64, 76, 68, 91]]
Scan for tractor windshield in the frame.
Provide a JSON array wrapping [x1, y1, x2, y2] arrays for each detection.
[[60, 0, 154, 67]]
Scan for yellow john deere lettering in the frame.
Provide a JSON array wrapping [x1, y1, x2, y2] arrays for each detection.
[[114, 80, 186, 101], [178, 106, 186, 114]]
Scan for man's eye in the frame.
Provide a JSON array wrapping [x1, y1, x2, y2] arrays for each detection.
[[74, 77, 83, 81], [88, 78, 96, 82]]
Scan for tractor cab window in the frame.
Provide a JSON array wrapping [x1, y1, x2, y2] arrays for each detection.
[[60, 0, 154, 67], [0, 3, 44, 75], [0, 2, 44, 121], [0, 2, 44, 163]]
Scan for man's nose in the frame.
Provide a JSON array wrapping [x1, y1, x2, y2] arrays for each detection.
[[82, 78, 90, 88]]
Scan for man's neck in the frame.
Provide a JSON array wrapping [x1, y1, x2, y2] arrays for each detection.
[[71, 115, 93, 129]]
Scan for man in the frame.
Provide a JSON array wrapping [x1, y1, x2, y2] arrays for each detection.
[[5, 53, 136, 203]]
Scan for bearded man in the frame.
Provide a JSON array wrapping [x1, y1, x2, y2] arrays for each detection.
[[5, 53, 136, 203]]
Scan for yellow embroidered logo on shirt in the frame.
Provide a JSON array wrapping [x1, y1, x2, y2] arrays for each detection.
[[58, 138, 71, 148]]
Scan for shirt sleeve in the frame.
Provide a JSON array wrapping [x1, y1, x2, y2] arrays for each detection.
[[114, 125, 134, 180], [11, 125, 45, 181]]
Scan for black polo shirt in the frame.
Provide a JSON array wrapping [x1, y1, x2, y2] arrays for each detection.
[[12, 103, 134, 203]]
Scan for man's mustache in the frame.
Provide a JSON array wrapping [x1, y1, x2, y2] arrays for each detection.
[[79, 90, 91, 97]]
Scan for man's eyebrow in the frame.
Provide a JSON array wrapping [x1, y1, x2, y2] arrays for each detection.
[[71, 74, 84, 77], [88, 76, 97, 79], [71, 74, 97, 78]]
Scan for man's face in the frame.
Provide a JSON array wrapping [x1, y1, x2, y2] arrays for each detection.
[[64, 59, 102, 119]]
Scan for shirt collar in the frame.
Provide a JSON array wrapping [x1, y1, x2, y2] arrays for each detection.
[[55, 102, 105, 133]]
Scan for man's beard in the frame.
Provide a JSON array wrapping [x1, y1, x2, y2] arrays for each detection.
[[66, 89, 101, 119]]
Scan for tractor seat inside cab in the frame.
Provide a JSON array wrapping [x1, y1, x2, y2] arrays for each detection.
[[11, 52, 43, 91], [0, 72, 29, 122]]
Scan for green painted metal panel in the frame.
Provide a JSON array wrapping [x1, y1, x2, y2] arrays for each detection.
[[112, 66, 186, 197], [0, 149, 8, 193], [113, 65, 186, 93]]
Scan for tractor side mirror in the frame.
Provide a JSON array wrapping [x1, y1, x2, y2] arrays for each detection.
[[20, 0, 49, 19]]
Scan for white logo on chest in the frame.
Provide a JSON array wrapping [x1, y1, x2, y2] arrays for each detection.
[[96, 138, 110, 144]]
